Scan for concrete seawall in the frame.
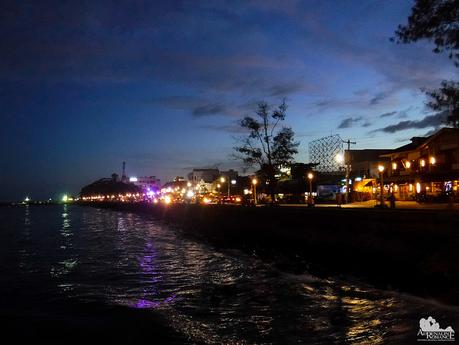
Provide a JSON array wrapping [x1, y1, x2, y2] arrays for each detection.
[[83, 202, 459, 305]]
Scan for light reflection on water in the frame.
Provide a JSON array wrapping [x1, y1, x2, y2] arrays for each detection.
[[2, 205, 458, 344]]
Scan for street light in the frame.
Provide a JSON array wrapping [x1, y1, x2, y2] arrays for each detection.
[[220, 176, 232, 197], [307, 172, 314, 206], [335, 153, 344, 164], [336, 152, 350, 203], [252, 178, 258, 205], [378, 164, 385, 207]]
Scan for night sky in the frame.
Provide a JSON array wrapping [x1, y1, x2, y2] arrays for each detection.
[[1, 0, 457, 201]]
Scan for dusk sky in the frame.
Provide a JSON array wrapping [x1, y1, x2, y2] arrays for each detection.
[[1, 0, 457, 201]]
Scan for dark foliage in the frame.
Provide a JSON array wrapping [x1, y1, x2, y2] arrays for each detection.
[[393, 0, 459, 66], [234, 100, 299, 201], [423, 80, 459, 128], [393, 0, 459, 129]]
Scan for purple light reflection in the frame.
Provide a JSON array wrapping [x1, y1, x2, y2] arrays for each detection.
[[131, 294, 177, 309], [129, 240, 175, 310]]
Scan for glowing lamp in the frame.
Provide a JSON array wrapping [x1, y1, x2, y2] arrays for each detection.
[[335, 153, 344, 164], [430, 157, 436, 165], [220, 177, 225, 183], [252, 178, 258, 185], [392, 162, 397, 170], [307, 172, 314, 180], [405, 161, 411, 169], [377, 165, 385, 173], [186, 190, 194, 198], [420, 159, 426, 167]]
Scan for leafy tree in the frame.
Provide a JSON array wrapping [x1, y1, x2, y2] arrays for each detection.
[[392, 0, 459, 65], [424, 80, 459, 128], [393, 0, 459, 128], [234, 100, 299, 202]]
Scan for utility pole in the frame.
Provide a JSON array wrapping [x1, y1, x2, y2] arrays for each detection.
[[342, 139, 356, 204]]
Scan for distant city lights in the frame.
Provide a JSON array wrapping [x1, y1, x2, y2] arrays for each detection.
[[186, 190, 195, 198]]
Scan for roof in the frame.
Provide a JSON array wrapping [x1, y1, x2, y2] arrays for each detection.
[[347, 149, 393, 163], [381, 127, 459, 157]]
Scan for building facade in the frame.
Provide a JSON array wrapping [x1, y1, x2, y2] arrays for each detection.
[[130, 176, 161, 192], [187, 168, 220, 183], [381, 128, 459, 201]]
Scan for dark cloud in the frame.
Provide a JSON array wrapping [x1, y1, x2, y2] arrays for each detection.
[[379, 111, 397, 118], [197, 124, 249, 134], [372, 112, 446, 133], [369, 92, 387, 105], [268, 81, 304, 97], [154, 96, 234, 118], [338, 116, 363, 129], [192, 104, 227, 117]]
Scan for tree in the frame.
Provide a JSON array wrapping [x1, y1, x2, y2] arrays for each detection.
[[392, 0, 459, 66], [234, 100, 299, 202], [424, 80, 459, 128], [393, 0, 459, 128]]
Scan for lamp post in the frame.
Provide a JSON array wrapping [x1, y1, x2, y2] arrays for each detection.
[[252, 178, 258, 205], [307, 172, 314, 206], [231, 179, 236, 197], [378, 164, 385, 207], [220, 176, 229, 197]]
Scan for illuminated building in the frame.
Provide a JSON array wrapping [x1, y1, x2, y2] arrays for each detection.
[[187, 168, 220, 183], [381, 128, 459, 201], [130, 176, 161, 193], [343, 150, 392, 202]]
